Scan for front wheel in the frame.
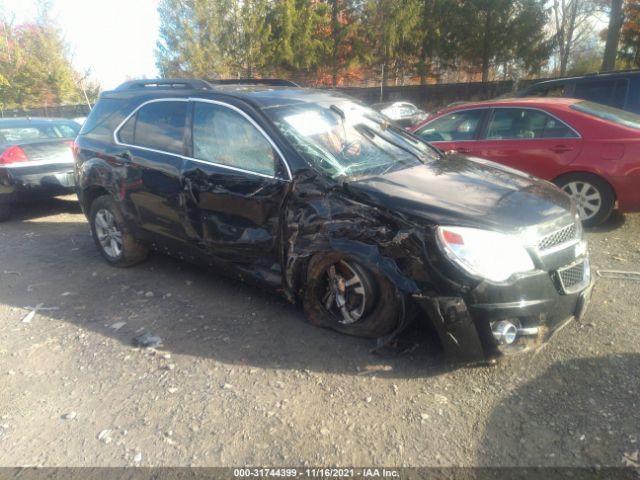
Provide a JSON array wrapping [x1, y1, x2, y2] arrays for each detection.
[[554, 173, 615, 227], [89, 195, 148, 267], [303, 254, 401, 338]]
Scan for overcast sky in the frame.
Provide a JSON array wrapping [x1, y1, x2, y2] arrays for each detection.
[[2, 0, 160, 89]]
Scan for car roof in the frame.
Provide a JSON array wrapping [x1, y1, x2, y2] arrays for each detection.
[[441, 97, 582, 111], [0, 117, 78, 127], [372, 101, 415, 108], [528, 70, 640, 86], [100, 82, 360, 110]]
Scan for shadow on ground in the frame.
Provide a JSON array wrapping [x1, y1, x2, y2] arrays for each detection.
[[0, 199, 448, 379], [478, 353, 640, 468], [6, 195, 82, 221], [589, 211, 627, 233]]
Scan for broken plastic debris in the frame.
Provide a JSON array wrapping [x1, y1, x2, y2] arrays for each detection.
[[110, 322, 126, 331], [622, 449, 639, 468], [132, 332, 162, 348], [21, 304, 43, 323], [26, 282, 48, 292], [97, 429, 112, 443], [596, 270, 640, 281]]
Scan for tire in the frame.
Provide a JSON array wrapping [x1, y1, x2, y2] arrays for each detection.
[[303, 253, 401, 338], [89, 195, 148, 267], [554, 173, 615, 228], [0, 203, 9, 222]]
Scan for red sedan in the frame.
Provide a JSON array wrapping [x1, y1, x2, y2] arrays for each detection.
[[410, 98, 640, 226]]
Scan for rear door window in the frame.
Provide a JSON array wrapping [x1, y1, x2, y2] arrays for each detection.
[[118, 100, 188, 155], [415, 109, 486, 142], [485, 108, 578, 139]]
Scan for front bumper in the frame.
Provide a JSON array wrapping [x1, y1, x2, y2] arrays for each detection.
[[413, 259, 594, 363], [0, 165, 75, 204]]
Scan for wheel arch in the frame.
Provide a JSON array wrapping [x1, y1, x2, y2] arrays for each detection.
[[552, 170, 617, 201], [81, 185, 111, 216]]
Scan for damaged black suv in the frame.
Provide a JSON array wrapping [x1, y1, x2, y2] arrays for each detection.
[[74, 79, 593, 363]]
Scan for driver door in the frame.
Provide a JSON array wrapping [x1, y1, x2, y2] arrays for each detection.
[[181, 100, 291, 271]]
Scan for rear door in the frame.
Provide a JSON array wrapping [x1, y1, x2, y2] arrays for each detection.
[[113, 99, 189, 244], [413, 108, 488, 154], [468, 107, 584, 179], [181, 99, 290, 272]]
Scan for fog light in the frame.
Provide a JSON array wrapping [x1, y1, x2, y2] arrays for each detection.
[[492, 320, 518, 345]]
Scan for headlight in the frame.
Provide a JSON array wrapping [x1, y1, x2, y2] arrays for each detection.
[[436, 226, 535, 282]]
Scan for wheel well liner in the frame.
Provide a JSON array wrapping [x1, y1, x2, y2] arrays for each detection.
[[82, 185, 110, 214]]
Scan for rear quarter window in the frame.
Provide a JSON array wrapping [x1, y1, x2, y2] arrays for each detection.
[[79, 98, 131, 141], [570, 100, 640, 130]]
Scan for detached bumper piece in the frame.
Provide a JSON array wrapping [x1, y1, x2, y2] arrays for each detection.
[[413, 259, 594, 364]]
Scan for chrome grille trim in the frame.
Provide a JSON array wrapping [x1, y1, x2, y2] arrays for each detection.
[[538, 223, 579, 253], [555, 257, 591, 295]]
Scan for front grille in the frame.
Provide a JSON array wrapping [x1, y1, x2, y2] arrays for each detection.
[[555, 259, 589, 294], [539, 223, 578, 251]]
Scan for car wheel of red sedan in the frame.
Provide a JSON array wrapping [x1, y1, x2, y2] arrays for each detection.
[[303, 254, 401, 338], [554, 173, 615, 227]]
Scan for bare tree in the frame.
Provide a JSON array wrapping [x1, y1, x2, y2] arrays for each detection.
[[550, 0, 599, 75]]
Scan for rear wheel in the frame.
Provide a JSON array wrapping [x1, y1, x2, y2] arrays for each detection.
[[89, 195, 148, 267], [0, 203, 9, 222], [303, 253, 401, 338], [554, 173, 615, 227]]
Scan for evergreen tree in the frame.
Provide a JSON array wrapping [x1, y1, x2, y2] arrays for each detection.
[[457, 0, 550, 82], [619, 0, 640, 67]]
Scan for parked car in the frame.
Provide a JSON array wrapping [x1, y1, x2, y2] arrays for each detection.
[[0, 117, 80, 221], [517, 70, 640, 114], [410, 98, 640, 227], [371, 101, 429, 128], [74, 79, 593, 364]]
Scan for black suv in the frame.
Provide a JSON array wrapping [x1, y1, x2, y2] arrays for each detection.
[[74, 79, 593, 363], [518, 70, 640, 114]]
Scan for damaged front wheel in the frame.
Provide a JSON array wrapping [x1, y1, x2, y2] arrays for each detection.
[[303, 254, 401, 338]]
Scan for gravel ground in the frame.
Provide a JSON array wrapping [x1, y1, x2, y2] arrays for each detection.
[[0, 196, 638, 467]]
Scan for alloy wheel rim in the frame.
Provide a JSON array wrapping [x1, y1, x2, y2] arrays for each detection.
[[95, 209, 123, 259], [322, 260, 368, 325], [562, 181, 602, 221]]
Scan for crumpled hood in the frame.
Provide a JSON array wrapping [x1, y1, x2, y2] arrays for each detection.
[[346, 154, 574, 232]]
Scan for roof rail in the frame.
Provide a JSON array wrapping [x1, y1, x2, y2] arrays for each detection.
[[114, 79, 213, 91], [207, 78, 300, 87]]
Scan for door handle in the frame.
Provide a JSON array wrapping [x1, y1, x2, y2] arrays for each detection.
[[550, 145, 573, 153], [183, 177, 200, 204]]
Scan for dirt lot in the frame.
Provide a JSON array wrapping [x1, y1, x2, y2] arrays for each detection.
[[0, 196, 639, 468]]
